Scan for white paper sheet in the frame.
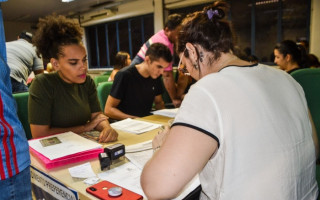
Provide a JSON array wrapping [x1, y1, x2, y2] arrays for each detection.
[[152, 108, 179, 118], [125, 140, 153, 153], [110, 118, 161, 134], [28, 131, 102, 160], [98, 141, 200, 199], [68, 162, 96, 179]]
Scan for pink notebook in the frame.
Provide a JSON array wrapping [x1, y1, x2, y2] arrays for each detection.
[[30, 146, 103, 169]]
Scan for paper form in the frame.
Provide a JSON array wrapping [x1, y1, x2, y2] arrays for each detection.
[[152, 108, 179, 118], [28, 131, 102, 160], [68, 162, 96, 179], [110, 118, 161, 134], [98, 141, 200, 199]]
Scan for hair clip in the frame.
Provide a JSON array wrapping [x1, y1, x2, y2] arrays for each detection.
[[207, 9, 219, 20]]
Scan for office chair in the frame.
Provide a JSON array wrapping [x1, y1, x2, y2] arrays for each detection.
[[96, 81, 113, 111], [94, 75, 110, 86], [12, 92, 32, 140], [291, 68, 320, 187]]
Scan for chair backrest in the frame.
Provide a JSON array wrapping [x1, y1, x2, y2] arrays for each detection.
[[291, 68, 320, 140], [96, 81, 113, 111], [12, 92, 32, 140], [94, 75, 110, 86]]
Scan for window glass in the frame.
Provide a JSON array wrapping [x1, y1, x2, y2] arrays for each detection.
[[255, 1, 278, 62], [130, 18, 142, 57], [118, 20, 130, 54], [108, 23, 118, 66], [282, 0, 309, 43], [97, 24, 107, 67], [86, 26, 97, 67]]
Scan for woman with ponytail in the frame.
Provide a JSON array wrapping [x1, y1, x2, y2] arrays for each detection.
[[141, 1, 318, 199]]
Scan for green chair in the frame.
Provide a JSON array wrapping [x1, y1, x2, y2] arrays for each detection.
[[96, 81, 113, 111], [103, 70, 113, 76], [94, 75, 110, 86], [12, 92, 32, 140], [291, 68, 320, 188]]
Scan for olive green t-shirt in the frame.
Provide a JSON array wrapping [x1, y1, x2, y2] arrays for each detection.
[[28, 72, 101, 128]]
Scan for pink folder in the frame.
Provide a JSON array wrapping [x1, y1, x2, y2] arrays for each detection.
[[30, 146, 103, 169]]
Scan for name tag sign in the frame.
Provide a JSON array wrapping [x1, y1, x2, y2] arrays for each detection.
[[31, 166, 79, 200]]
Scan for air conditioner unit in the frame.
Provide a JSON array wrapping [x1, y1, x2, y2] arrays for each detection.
[[80, 9, 114, 23]]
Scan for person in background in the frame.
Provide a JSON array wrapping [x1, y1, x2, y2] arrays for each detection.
[[6, 30, 44, 93], [104, 43, 171, 120], [0, 2, 31, 199], [131, 13, 188, 108], [274, 40, 307, 74], [108, 51, 131, 81], [141, 1, 318, 199], [308, 54, 320, 68], [28, 15, 118, 143]]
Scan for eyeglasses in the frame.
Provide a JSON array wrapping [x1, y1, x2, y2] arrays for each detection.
[[178, 48, 190, 75]]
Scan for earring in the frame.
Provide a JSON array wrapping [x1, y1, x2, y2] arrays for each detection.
[[193, 63, 199, 69], [199, 52, 204, 62]]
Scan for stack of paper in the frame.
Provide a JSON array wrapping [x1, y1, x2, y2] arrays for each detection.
[[98, 141, 200, 199], [152, 108, 179, 118], [29, 131, 103, 169], [110, 118, 161, 134]]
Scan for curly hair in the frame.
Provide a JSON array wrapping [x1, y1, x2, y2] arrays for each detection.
[[177, 0, 235, 60], [32, 15, 83, 60]]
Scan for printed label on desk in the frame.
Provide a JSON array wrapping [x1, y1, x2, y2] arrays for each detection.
[[31, 166, 79, 200]]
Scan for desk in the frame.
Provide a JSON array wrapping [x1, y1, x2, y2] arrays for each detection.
[[31, 115, 173, 200]]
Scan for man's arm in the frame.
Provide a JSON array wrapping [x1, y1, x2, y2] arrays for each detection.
[[154, 94, 165, 110], [104, 95, 138, 120], [162, 70, 181, 107]]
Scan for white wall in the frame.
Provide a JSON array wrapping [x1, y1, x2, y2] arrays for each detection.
[[310, 0, 320, 57]]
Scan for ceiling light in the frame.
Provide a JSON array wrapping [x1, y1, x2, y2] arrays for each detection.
[[62, 0, 75, 2]]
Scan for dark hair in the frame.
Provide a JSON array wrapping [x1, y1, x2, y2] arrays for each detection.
[[308, 54, 320, 68], [33, 15, 83, 60], [146, 43, 172, 63], [177, 0, 235, 61], [114, 51, 129, 69], [274, 40, 307, 68], [164, 14, 183, 31]]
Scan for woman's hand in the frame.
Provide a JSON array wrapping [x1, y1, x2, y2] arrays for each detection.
[[152, 126, 170, 151], [98, 127, 118, 143], [85, 114, 108, 132]]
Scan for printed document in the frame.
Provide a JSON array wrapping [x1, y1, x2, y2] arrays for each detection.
[[28, 131, 102, 160], [152, 108, 179, 118], [110, 118, 161, 134], [98, 141, 200, 199]]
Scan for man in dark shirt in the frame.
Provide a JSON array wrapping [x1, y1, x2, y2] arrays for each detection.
[[104, 43, 172, 120]]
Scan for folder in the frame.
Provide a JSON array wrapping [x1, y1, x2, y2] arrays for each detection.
[[29, 131, 103, 169]]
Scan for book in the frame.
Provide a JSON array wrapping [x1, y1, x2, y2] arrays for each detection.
[[29, 131, 103, 169]]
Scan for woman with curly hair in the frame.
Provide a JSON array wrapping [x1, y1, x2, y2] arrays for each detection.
[[29, 15, 118, 143], [141, 1, 318, 199]]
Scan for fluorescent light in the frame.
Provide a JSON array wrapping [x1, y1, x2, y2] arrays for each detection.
[[62, 0, 75, 2]]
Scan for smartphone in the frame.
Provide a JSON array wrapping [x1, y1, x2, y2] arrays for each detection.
[[86, 180, 143, 200]]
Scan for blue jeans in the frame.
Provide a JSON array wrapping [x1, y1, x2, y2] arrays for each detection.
[[11, 78, 29, 93], [0, 166, 32, 200]]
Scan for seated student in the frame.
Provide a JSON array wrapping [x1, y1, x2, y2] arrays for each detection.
[[141, 1, 318, 199], [28, 15, 118, 143], [108, 51, 131, 81], [274, 40, 307, 74], [104, 43, 172, 120]]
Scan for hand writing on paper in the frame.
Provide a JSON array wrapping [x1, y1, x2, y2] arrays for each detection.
[[85, 114, 108, 132], [152, 126, 170, 151], [99, 127, 118, 143]]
